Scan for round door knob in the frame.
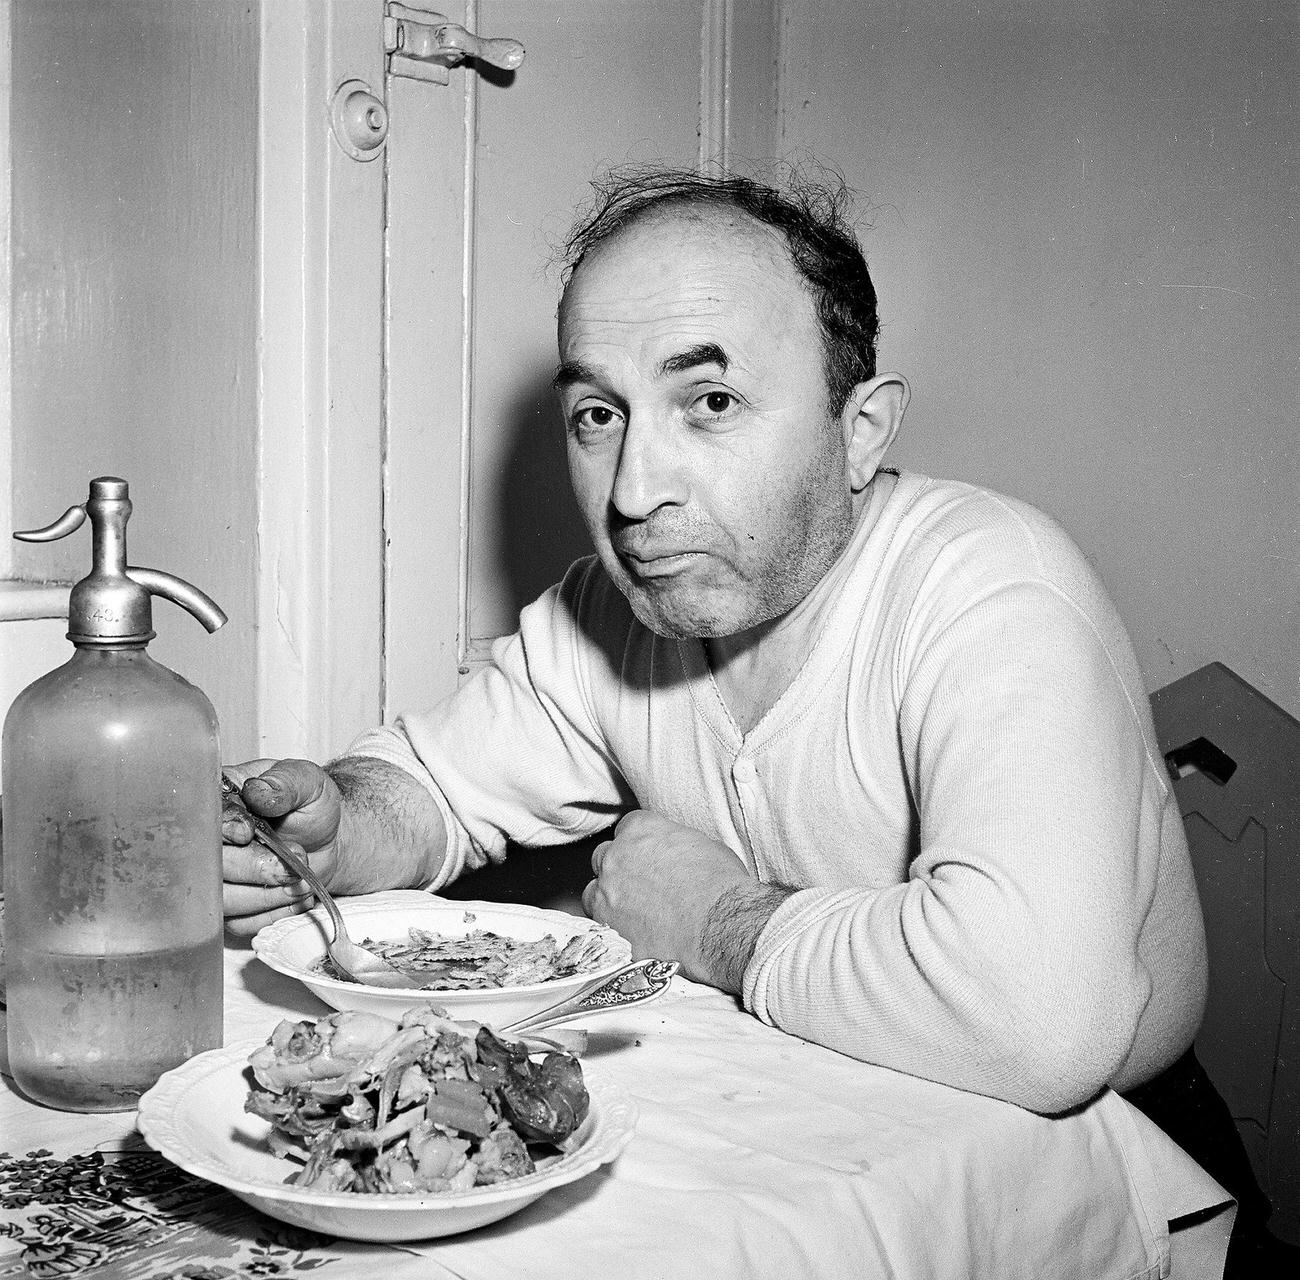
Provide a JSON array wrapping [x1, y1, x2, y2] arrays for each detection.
[[330, 80, 389, 162]]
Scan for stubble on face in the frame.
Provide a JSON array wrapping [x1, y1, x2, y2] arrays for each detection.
[[618, 418, 854, 640]]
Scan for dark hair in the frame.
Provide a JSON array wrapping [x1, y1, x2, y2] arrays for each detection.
[[560, 164, 879, 414]]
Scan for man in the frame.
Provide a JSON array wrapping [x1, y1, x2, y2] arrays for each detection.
[[223, 166, 1279, 1264]]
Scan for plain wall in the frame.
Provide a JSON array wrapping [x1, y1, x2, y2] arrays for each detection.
[[776, 0, 1299, 717]]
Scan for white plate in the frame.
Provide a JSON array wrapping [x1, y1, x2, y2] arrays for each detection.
[[136, 1039, 637, 1242], [252, 890, 633, 1027]]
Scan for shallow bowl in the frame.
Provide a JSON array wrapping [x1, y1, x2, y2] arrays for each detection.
[[251, 890, 632, 1027], [137, 1039, 636, 1242]]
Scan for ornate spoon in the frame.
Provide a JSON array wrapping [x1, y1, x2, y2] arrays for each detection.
[[500, 957, 680, 1036]]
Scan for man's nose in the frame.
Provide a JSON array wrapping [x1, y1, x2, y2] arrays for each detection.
[[610, 418, 686, 518]]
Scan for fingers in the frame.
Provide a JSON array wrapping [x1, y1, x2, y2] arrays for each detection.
[[222, 838, 314, 937], [241, 757, 329, 818], [586, 837, 620, 923], [220, 795, 254, 845], [223, 839, 309, 892], [222, 889, 314, 938], [220, 758, 277, 846], [613, 808, 651, 836], [220, 757, 331, 937]]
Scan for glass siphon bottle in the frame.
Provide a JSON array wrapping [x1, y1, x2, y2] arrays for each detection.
[[2, 477, 227, 1111]]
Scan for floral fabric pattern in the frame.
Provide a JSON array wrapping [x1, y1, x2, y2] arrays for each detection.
[[0, 1142, 345, 1280]]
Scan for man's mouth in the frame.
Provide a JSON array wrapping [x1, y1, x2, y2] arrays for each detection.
[[616, 546, 702, 578]]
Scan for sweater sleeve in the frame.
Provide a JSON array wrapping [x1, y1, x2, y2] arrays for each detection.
[[743, 578, 1169, 1113], [343, 560, 635, 888]]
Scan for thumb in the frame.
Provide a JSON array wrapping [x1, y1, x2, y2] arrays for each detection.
[[242, 758, 329, 818]]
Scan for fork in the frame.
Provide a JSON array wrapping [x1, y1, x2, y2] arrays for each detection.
[[221, 773, 416, 988]]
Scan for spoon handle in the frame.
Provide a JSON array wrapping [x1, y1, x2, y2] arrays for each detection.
[[500, 957, 679, 1036]]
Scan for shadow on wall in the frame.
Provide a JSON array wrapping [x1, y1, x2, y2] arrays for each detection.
[[448, 372, 608, 917], [492, 367, 593, 620]]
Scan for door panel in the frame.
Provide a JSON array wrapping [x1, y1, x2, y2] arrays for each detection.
[[382, 6, 474, 721], [383, 0, 777, 719]]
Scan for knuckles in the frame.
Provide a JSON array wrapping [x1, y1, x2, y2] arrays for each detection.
[[614, 808, 665, 839]]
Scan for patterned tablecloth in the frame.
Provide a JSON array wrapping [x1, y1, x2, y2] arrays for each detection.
[[1, 938, 1234, 1280]]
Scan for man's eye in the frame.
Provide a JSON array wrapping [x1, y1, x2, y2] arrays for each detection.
[[689, 390, 740, 421], [573, 405, 619, 430], [569, 404, 623, 440]]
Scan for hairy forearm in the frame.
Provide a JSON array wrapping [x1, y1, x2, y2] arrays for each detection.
[[700, 881, 794, 994], [325, 756, 448, 894]]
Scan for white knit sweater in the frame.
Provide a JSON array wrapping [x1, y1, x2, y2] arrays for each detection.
[[347, 471, 1207, 1113]]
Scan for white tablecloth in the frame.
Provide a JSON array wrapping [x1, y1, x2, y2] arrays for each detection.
[[1, 940, 1233, 1280]]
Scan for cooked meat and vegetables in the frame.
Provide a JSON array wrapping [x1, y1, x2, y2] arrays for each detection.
[[245, 1007, 590, 1194]]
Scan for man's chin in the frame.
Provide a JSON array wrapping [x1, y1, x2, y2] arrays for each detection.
[[600, 552, 751, 638], [622, 581, 732, 640]]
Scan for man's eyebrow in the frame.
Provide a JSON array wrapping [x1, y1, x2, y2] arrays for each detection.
[[552, 359, 602, 390], [552, 343, 730, 390], [658, 343, 729, 377]]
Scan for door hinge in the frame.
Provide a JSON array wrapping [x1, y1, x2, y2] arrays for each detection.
[[383, 4, 525, 86]]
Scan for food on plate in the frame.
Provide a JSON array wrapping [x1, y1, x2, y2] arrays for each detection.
[[244, 1006, 590, 1194], [316, 920, 613, 990]]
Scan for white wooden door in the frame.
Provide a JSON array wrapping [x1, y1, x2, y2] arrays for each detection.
[[380, 0, 778, 719], [3, 1, 778, 769]]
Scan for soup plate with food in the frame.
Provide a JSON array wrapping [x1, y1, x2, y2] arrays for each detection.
[[251, 889, 633, 1027]]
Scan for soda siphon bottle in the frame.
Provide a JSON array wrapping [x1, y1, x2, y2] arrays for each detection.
[[2, 477, 227, 1111]]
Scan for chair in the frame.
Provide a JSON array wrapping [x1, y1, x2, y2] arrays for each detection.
[[1151, 662, 1300, 1244]]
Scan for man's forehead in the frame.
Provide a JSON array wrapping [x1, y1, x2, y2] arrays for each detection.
[[557, 206, 808, 350], [565, 206, 796, 298]]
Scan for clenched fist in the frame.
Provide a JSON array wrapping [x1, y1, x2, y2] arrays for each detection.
[[582, 809, 792, 994]]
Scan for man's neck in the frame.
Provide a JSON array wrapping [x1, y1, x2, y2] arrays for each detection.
[[705, 615, 822, 737], [704, 492, 876, 736], [702, 470, 894, 732]]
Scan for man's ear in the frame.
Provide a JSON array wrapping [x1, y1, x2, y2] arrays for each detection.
[[840, 373, 910, 492]]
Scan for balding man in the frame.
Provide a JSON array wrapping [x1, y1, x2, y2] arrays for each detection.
[[223, 166, 1283, 1271]]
